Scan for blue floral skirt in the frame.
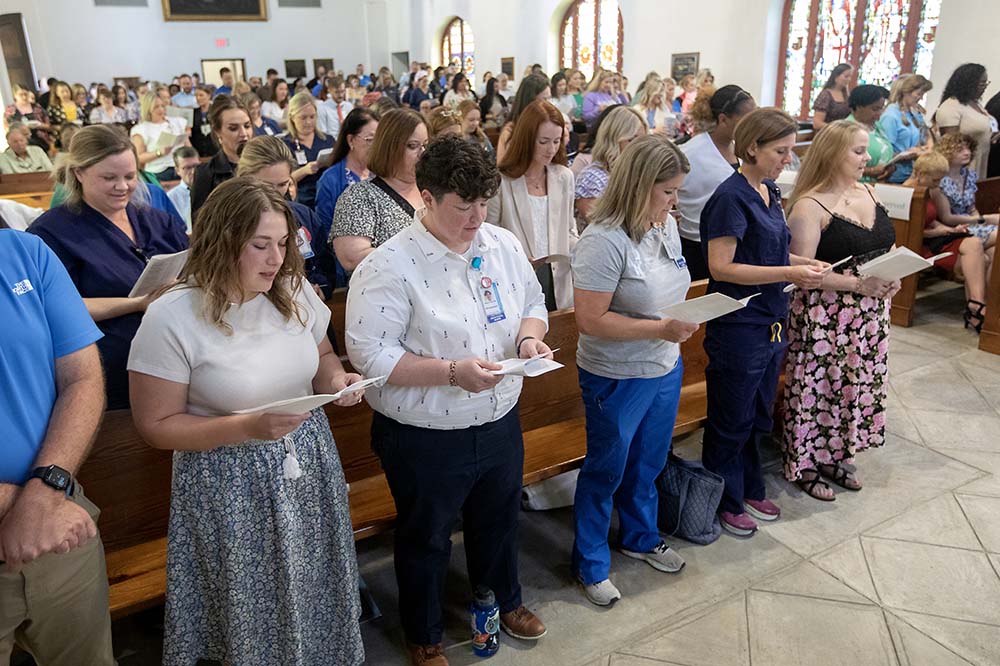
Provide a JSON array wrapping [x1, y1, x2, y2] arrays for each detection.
[[162, 409, 364, 665]]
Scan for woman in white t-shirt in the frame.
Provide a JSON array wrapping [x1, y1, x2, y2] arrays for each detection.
[[129, 92, 190, 181], [128, 177, 366, 666], [261, 78, 290, 128]]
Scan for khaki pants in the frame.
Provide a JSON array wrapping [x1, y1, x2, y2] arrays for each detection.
[[0, 486, 115, 666]]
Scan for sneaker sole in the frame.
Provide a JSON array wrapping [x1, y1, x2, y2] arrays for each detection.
[[577, 579, 621, 607], [744, 504, 780, 522], [500, 623, 548, 640], [619, 548, 685, 573], [721, 520, 758, 537]]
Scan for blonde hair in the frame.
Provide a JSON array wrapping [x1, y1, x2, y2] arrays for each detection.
[[286, 92, 326, 141], [912, 152, 948, 180], [695, 69, 714, 88], [427, 105, 462, 138], [586, 70, 612, 93], [184, 177, 305, 334], [457, 99, 486, 142], [236, 135, 295, 176], [734, 107, 798, 164], [590, 135, 690, 243], [637, 81, 666, 112], [889, 74, 932, 125], [54, 124, 138, 211], [592, 105, 647, 171], [139, 92, 163, 122], [790, 119, 868, 209]]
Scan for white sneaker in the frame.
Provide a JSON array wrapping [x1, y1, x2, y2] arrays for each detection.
[[579, 577, 622, 606], [620, 541, 686, 573]]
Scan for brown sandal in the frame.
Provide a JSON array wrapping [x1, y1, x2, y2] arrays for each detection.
[[796, 470, 836, 502]]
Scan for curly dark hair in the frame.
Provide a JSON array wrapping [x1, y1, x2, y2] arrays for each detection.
[[416, 134, 499, 202], [940, 63, 987, 105]]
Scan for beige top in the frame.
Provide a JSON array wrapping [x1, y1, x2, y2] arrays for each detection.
[[0, 145, 53, 174], [935, 98, 993, 177]]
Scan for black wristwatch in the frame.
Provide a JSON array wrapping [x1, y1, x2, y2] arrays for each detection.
[[30, 465, 75, 498]]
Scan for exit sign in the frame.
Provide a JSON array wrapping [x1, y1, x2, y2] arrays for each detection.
[[215, 38, 229, 48]]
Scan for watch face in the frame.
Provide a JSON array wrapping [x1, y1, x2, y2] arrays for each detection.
[[46, 469, 70, 490]]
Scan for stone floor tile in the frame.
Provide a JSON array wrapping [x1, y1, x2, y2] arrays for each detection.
[[891, 361, 993, 415], [894, 611, 1000, 666], [889, 338, 949, 377], [761, 437, 981, 557], [811, 537, 881, 602], [750, 560, 873, 605], [908, 412, 1000, 453], [582, 657, 611, 666], [989, 554, 1000, 580], [955, 494, 1000, 553], [746, 590, 897, 666], [862, 537, 1000, 625], [865, 493, 982, 551], [885, 612, 975, 666], [936, 449, 1000, 496], [609, 655, 676, 665], [619, 594, 749, 666]]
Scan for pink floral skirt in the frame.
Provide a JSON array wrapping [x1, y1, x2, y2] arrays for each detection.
[[781, 288, 890, 481]]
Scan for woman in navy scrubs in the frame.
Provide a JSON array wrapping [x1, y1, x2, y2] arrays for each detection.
[[29, 125, 188, 409], [282, 92, 334, 209], [699, 108, 827, 537]]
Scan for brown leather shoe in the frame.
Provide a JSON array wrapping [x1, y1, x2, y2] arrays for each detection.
[[407, 642, 449, 666], [500, 605, 547, 640]]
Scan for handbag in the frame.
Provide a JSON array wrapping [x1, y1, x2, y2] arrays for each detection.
[[656, 453, 724, 545]]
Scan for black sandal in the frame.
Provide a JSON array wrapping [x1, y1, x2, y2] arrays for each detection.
[[795, 471, 836, 502], [818, 463, 862, 491], [965, 300, 986, 333]]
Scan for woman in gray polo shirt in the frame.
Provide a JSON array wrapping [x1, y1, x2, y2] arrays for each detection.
[[570, 135, 699, 607]]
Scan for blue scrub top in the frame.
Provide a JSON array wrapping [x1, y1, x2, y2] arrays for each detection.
[[253, 117, 282, 137], [315, 158, 364, 236], [283, 134, 335, 209], [0, 231, 103, 484], [28, 202, 189, 409], [700, 171, 790, 325], [289, 199, 347, 295]]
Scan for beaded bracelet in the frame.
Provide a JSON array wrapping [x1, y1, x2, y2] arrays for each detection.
[[448, 360, 458, 387]]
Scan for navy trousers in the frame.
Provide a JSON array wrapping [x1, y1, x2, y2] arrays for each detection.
[[572, 361, 683, 584], [371, 408, 524, 645], [701, 321, 786, 515]]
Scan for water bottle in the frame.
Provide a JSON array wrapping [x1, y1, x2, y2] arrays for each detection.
[[470, 585, 500, 658]]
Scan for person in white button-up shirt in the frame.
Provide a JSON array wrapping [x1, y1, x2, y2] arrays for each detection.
[[346, 136, 552, 657]]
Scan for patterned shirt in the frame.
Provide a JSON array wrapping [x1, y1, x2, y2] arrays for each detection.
[[331, 179, 415, 248], [939, 167, 978, 216]]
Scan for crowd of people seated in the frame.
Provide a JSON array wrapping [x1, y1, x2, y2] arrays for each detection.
[[2, 54, 1000, 666]]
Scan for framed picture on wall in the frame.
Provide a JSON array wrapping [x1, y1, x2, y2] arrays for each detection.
[[313, 59, 334, 77], [500, 57, 515, 79], [671, 52, 700, 82], [285, 60, 307, 79], [162, 0, 267, 21]]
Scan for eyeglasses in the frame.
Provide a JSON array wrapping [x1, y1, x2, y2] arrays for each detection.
[[719, 89, 753, 116], [358, 135, 376, 144], [406, 141, 428, 152]]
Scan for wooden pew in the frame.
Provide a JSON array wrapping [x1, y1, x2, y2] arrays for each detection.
[[79, 280, 713, 619], [0, 172, 54, 210], [886, 186, 929, 327], [975, 177, 1000, 354]]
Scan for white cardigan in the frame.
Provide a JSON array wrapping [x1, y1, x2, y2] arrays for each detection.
[[486, 164, 578, 309]]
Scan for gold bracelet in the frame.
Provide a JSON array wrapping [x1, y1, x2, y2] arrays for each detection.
[[448, 360, 458, 387]]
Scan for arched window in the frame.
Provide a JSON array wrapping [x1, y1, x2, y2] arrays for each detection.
[[777, 0, 941, 118], [559, 0, 624, 81], [441, 17, 475, 81]]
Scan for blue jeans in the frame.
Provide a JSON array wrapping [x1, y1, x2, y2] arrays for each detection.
[[701, 321, 787, 515], [572, 361, 683, 584]]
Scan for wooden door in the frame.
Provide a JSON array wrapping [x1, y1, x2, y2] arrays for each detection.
[[0, 14, 36, 91]]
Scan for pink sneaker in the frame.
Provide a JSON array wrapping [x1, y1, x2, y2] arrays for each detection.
[[720, 511, 758, 536], [745, 498, 781, 522]]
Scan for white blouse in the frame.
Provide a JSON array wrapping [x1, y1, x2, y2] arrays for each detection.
[[130, 118, 188, 174], [346, 218, 548, 430]]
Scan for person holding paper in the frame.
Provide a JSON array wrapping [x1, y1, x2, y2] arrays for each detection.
[[782, 120, 899, 501], [315, 108, 377, 237], [699, 108, 829, 537], [28, 125, 188, 409], [346, 136, 551, 662], [130, 93, 190, 182], [127, 177, 365, 666], [190, 95, 253, 218], [281, 93, 334, 209], [571, 135, 698, 607], [487, 100, 577, 310]]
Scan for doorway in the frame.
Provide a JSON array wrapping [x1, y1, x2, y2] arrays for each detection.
[[0, 13, 37, 92], [391, 51, 409, 79], [200, 59, 247, 87]]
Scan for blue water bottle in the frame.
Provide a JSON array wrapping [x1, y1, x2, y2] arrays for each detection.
[[470, 585, 500, 658]]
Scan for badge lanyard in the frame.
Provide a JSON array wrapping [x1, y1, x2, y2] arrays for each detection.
[[294, 140, 308, 166], [471, 256, 506, 324]]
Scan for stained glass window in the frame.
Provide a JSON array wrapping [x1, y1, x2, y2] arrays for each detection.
[[440, 17, 475, 81], [778, 0, 942, 118], [559, 0, 624, 82]]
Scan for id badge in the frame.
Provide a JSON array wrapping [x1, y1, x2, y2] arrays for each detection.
[[675, 255, 687, 269], [295, 149, 308, 166], [264, 125, 275, 135], [200, 123, 211, 136], [478, 276, 506, 323], [296, 227, 315, 259]]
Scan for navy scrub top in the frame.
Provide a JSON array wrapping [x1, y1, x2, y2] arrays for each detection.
[[700, 171, 791, 325], [28, 202, 189, 409], [283, 134, 334, 209]]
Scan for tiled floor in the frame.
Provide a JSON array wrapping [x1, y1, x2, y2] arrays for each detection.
[[66, 284, 1000, 665]]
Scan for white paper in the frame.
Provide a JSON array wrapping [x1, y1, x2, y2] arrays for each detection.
[[128, 250, 188, 298], [232, 376, 386, 415], [316, 148, 333, 161], [165, 105, 194, 127], [857, 246, 951, 281], [659, 293, 759, 324], [153, 131, 185, 153], [872, 184, 914, 220], [489, 357, 564, 377]]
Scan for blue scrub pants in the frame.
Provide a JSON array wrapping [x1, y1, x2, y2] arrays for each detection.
[[701, 321, 787, 516], [573, 361, 683, 585]]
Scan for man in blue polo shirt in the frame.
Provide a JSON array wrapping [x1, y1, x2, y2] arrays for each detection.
[[0, 228, 114, 665]]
